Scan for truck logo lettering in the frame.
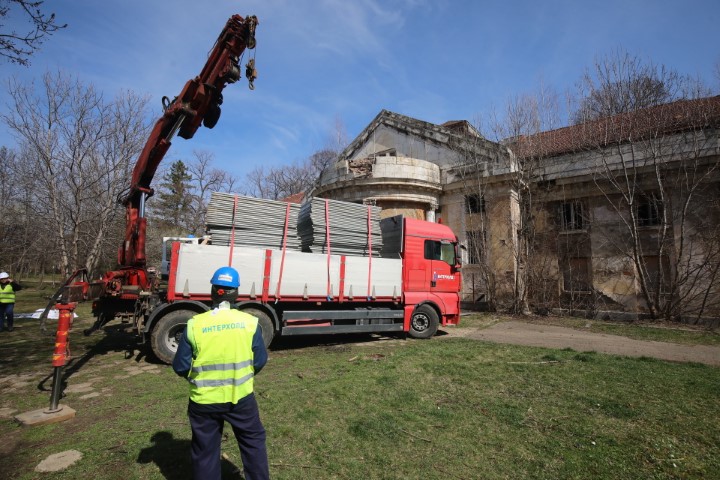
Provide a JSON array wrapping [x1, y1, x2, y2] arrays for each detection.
[[433, 271, 455, 281]]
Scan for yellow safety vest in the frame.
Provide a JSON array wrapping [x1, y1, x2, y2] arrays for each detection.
[[0, 284, 15, 304], [186, 307, 258, 404]]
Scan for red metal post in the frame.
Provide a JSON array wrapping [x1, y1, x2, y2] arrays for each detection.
[[48, 303, 76, 412]]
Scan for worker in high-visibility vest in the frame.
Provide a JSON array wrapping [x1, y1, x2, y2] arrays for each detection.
[[0, 272, 22, 332], [173, 266, 269, 480]]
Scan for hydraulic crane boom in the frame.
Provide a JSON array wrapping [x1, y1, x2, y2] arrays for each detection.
[[107, 14, 258, 295], [44, 14, 259, 414]]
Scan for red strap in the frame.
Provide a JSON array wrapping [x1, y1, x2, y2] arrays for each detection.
[[325, 199, 332, 299], [366, 205, 373, 299], [228, 194, 238, 266], [274, 202, 290, 299], [262, 249, 272, 302], [339, 255, 346, 302]]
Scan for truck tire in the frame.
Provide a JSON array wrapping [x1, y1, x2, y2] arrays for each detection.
[[240, 307, 275, 348], [151, 309, 195, 364], [409, 304, 439, 339]]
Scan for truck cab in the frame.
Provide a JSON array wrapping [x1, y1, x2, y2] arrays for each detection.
[[160, 236, 209, 279], [400, 217, 462, 329]]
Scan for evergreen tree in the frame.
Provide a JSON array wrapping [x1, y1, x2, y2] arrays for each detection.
[[154, 160, 194, 234]]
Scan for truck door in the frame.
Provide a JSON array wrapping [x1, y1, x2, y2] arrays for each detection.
[[424, 239, 459, 295]]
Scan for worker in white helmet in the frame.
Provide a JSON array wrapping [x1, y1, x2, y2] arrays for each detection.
[[0, 272, 22, 332]]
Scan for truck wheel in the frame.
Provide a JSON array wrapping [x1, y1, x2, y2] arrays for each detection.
[[409, 305, 439, 339], [151, 309, 194, 364], [241, 308, 275, 348]]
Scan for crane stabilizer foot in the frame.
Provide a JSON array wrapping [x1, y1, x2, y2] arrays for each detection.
[[83, 314, 111, 336], [83, 324, 101, 336]]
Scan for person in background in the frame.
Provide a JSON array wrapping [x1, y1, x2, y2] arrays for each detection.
[[173, 266, 269, 480], [0, 272, 22, 332]]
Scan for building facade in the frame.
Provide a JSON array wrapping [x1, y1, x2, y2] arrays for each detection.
[[313, 98, 720, 322]]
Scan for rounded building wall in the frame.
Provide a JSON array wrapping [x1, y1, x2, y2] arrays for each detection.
[[318, 156, 441, 186], [314, 156, 442, 220], [374, 200, 425, 220]]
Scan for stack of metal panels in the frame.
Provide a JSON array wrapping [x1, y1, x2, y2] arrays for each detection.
[[297, 198, 383, 257], [205, 192, 301, 251]]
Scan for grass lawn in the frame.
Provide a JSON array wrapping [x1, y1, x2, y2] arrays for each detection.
[[0, 310, 718, 479]]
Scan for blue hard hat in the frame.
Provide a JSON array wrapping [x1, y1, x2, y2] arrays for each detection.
[[210, 266, 240, 288]]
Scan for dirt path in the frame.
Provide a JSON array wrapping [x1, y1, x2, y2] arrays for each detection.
[[441, 321, 720, 366]]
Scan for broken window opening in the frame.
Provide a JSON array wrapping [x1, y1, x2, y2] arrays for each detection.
[[559, 200, 586, 231], [637, 193, 663, 227], [465, 194, 485, 214]]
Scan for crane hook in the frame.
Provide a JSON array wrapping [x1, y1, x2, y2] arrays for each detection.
[[245, 58, 257, 90]]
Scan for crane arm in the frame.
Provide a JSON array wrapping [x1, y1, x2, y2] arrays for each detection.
[[118, 14, 258, 273]]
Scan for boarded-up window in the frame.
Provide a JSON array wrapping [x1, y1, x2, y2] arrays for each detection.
[[465, 230, 484, 265], [644, 255, 671, 293], [562, 257, 592, 292]]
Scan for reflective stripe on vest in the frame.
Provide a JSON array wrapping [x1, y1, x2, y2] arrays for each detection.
[[189, 372, 254, 388], [0, 284, 15, 304], [186, 308, 258, 405]]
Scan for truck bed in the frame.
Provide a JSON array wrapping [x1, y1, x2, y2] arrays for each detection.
[[171, 243, 402, 301]]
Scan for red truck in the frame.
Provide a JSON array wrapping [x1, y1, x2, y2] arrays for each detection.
[[146, 211, 462, 363]]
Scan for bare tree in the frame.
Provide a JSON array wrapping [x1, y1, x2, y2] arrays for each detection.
[[484, 86, 564, 314], [584, 96, 720, 320], [185, 150, 238, 233], [568, 52, 720, 320], [244, 116, 349, 201], [327, 115, 349, 155], [572, 49, 710, 124], [446, 128, 498, 310], [244, 160, 317, 200], [2, 71, 150, 276], [0, 146, 30, 274], [0, 0, 66, 66]]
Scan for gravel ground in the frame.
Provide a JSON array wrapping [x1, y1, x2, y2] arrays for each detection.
[[440, 320, 720, 366]]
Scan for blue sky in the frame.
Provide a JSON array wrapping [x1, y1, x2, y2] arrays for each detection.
[[1, 0, 718, 180]]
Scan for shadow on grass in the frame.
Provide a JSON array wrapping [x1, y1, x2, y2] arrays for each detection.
[[137, 431, 242, 479], [269, 329, 451, 352], [36, 323, 162, 396], [270, 331, 407, 352]]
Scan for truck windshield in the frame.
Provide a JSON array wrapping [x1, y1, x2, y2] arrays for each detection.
[[161, 237, 201, 277]]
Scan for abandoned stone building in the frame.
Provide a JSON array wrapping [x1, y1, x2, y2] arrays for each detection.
[[312, 96, 720, 321]]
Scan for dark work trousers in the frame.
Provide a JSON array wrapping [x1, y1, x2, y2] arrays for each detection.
[[0, 303, 14, 330], [188, 394, 269, 480]]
